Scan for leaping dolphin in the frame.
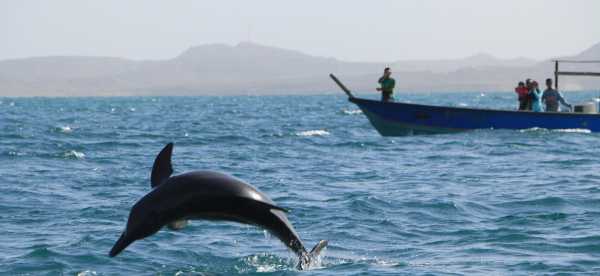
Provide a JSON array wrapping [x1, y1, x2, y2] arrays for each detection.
[[109, 143, 327, 269]]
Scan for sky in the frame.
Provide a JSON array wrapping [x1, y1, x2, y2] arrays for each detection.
[[1, 0, 599, 62]]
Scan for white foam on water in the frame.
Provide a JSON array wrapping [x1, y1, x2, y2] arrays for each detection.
[[295, 130, 330, 137], [458, 102, 469, 107], [76, 270, 97, 276], [519, 127, 543, 133], [520, 127, 591, 134], [59, 126, 73, 133], [373, 258, 401, 267], [242, 254, 288, 273], [129, 107, 136, 112], [8, 151, 25, 156], [552, 128, 591, 133], [64, 150, 85, 159], [256, 264, 278, 273], [343, 109, 363, 115]]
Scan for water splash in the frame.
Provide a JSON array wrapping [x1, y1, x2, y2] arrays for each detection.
[[343, 109, 363, 115], [235, 253, 293, 273]]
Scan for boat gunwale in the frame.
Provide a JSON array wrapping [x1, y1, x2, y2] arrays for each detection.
[[349, 97, 600, 117]]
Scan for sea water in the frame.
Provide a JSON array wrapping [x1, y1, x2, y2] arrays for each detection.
[[1, 92, 600, 275]]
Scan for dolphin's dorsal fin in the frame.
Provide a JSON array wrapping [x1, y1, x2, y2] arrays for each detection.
[[151, 143, 174, 188]]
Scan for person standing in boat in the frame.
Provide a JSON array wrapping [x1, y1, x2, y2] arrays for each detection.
[[525, 78, 533, 110], [529, 80, 544, 112], [542, 78, 572, 112], [515, 81, 529, 110], [377, 67, 395, 102]]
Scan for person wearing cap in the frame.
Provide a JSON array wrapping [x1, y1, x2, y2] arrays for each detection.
[[542, 78, 572, 112], [377, 67, 395, 102], [529, 80, 544, 112]]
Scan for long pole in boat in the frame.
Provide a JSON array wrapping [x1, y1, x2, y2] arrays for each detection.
[[329, 74, 355, 99], [555, 60, 559, 90]]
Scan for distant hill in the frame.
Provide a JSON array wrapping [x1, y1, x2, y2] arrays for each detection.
[[0, 41, 599, 96], [392, 53, 537, 73], [568, 42, 600, 60]]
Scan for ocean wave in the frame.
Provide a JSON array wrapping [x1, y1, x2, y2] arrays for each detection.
[[295, 130, 330, 137], [4, 95, 600, 275], [57, 125, 74, 133], [21, 245, 59, 259], [64, 150, 85, 159], [494, 196, 568, 210]]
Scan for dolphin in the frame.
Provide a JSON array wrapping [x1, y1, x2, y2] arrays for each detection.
[[109, 143, 327, 269]]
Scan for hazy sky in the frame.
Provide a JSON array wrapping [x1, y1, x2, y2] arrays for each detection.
[[2, 0, 599, 62]]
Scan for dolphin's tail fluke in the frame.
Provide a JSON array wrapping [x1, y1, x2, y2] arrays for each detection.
[[309, 240, 328, 257], [297, 240, 328, 270]]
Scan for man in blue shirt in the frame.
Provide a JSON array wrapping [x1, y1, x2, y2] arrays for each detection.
[[542, 78, 572, 112]]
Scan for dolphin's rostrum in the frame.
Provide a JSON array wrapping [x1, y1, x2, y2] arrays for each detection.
[[109, 143, 327, 269]]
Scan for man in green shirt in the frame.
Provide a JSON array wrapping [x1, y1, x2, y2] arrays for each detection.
[[377, 67, 395, 102]]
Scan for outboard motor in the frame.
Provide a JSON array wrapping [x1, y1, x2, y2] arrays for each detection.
[[573, 101, 598, 114]]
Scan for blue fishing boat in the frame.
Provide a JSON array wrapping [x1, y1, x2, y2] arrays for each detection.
[[331, 60, 600, 136]]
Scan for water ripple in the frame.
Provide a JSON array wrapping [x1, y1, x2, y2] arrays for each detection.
[[2, 93, 600, 274]]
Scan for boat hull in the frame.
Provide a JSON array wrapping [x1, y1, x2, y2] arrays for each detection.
[[350, 97, 600, 136]]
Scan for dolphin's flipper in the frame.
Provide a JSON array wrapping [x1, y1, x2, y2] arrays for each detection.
[[151, 143, 174, 188]]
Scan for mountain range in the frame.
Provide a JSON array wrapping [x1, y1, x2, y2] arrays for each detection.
[[1, 41, 599, 96]]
